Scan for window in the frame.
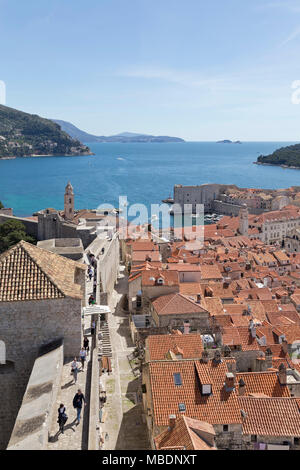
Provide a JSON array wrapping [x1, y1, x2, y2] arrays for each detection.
[[178, 403, 186, 412], [294, 438, 300, 446], [223, 425, 229, 432], [173, 373, 182, 386], [251, 435, 257, 442]]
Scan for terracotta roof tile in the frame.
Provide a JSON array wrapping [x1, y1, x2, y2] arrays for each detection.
[[239, 397, 300, 437], [147, 333, 203, 361], [152, 293, 208, 316], [155, 415, 216, 450], [0, 240, 85, 302], [236, 371, 290, 397], [149, 359, 242, 427]]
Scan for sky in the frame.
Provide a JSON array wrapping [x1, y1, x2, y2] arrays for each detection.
[[1, 0, 300, 141]]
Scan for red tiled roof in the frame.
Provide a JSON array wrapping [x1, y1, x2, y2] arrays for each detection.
[[154, 415, 216, 450], [222, 326, 260, 351], [131, 241, 158, 251], [239, 397, 300, 437], [149, 359, 242, 427], [236, 371, 290, 397], [142, 269, 179, 286], [147, 334, 203, 361], [152, 293, 208, 316], [0, 240, 85, 301]]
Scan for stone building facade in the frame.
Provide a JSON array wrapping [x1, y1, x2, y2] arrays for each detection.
[[173, 183, 227, 213]]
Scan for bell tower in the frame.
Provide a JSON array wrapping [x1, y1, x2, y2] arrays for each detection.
[[239, 204, 248, 236], [64, 182, 74, 220]]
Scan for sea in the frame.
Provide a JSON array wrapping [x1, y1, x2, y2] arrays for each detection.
[[0, 141, 299, 220]]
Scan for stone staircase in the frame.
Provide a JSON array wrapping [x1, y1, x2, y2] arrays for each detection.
[[99, 321, 112, 358]]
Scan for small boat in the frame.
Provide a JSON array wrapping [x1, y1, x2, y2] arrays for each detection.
[[162, 193, 174, 204]]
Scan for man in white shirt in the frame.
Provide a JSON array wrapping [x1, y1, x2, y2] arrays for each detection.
[[79, 348, 87, 371]]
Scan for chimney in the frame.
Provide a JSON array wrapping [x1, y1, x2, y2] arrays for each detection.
[[214, 326, 223, 346], [223, 345, 231, 357], [248, 319, 256, 338], [224, 372, 235, 392], [213, 349, 222, 365], [255, 352, 267, 372], [184, 321, 190, 335], [168, 414, 176, 430], [265, 348, 273, 369], [223, 281, 229, 289], [201, 350, 209, 364], [278, 363, 287, 385], [281, 339, 288, 355], [238, 378, 246, 396], [226, 360, 236, 379]]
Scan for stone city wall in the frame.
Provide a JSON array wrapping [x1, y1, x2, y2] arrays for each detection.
[[7, 342, 64, 450], [0, 296, 82, 448], [0, 214, 38, 238]]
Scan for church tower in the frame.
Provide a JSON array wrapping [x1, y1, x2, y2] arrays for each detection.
[[239, 204, 248, 236], [64, 182, 74, 220]]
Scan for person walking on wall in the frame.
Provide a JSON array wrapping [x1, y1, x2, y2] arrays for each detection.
[[73, 389, 86, 425], [83, 336, 89, 355], [71, 357, 79, 384], [88, 265, 93, 281], [57, 404, 68, 434], [79, 347, 87, 371]]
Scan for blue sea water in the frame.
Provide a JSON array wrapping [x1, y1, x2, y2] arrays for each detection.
[[0, 141, 299, 217]]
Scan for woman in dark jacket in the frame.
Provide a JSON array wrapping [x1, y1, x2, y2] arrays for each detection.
[[83, 336, 89, 354], [57, 404, 68, 434]]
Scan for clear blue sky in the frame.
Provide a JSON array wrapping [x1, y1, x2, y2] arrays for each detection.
[[1, 0, 300, 140]]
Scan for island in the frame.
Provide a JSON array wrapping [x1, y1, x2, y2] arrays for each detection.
[[255, 143, 300, 169], [52, 120, 185, 143], [0, 105, 93, 158], [216, 140, 242, 144]]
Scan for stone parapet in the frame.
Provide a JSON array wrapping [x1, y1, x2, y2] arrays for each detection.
[[7, 341, 64, 450]]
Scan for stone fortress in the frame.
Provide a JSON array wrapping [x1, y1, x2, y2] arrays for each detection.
[[173, 183, 296, 216]]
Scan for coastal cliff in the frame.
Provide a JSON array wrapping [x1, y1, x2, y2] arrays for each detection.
[[256, 143, 300, 168], [0, 105, 93, 158]]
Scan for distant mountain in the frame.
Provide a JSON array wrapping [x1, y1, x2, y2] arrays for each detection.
[[0, 105, 92, 158], [256, 143, 300, 168], [52, 119, 185, 143]]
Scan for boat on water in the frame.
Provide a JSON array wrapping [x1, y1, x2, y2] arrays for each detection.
[[162, 194, 174, 204]]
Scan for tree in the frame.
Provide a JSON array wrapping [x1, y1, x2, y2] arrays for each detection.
[[0, 201, 3, 209], [0, 219, 36, 253]]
